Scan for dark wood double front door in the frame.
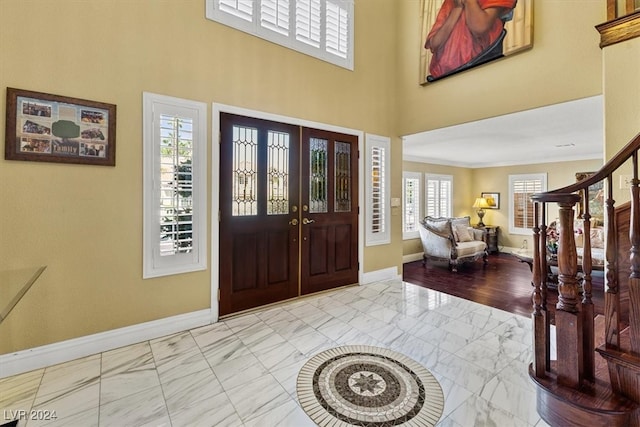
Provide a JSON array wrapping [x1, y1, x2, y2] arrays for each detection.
[[219, 113, 358, 316]]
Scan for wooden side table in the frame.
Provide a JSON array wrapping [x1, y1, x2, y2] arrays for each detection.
[[475, 225, 499, 253]]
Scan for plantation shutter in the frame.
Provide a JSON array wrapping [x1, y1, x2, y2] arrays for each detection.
[[371, 146, 386, 235], [143, 93, 207, 278], [403, 172, 421, 236], [219, 0, 253, 22], [425, 175, 452, 218], [366, 134, 390, 246], [159, 115, 195, 256], [509, 173, 546, 234], [296, 0, 321, 47], [513, 178, 542, 228], [261, 0, 290, 35], [326, 1, 349, 58]]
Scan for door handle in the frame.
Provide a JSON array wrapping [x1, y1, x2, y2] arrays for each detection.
[[302, 218, 315, 225], [289, 218, 299, 226]]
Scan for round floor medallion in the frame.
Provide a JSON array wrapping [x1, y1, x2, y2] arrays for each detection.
[[297, 346, 444, 426]]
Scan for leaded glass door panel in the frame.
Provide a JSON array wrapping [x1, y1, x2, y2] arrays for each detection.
[[219, 113, 300, 315]]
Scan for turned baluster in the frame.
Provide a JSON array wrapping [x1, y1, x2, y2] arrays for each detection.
[[555, 196, 583, 387], [581, 187, 595, 381], [532, 202, 548, 376], [540, 203, 551, 368], [629, 153, 640, 355], [604, 175, 620, 349]]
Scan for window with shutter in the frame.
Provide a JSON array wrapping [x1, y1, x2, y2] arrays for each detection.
[[366, 134, 390, 246], [296, 0, 321, 47], [509, 173, 547, 235], [326, 0, 348, 58], [261, 0, 290, 36], [403, 172, 421, 239], [425, 174, 452, 218], [143, 93, 207, 278], [206, 0, 354, 70], [219, 0, 253, 21]]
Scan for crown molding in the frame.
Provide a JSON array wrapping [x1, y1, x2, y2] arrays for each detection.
[[596, 10, 640, 48]]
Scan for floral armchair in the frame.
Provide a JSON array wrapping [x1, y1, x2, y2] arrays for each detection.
[[418, 216, 488, 272]]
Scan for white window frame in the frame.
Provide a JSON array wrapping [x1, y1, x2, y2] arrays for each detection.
[[365, 134, 390, 246], [143, 92, 208, 278], [509, 173, 547, 235], [425, 174, 453, 218], [205, 0, 354, 70], [403, 171, 421, 240]]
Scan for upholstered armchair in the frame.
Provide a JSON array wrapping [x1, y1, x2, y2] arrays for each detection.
[[418, 216, 488, 272]]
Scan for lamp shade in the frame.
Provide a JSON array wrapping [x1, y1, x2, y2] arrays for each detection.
[[472, 197, 490, 209]]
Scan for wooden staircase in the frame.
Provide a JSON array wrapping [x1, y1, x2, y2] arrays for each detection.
[[528, 132, 640, 426]]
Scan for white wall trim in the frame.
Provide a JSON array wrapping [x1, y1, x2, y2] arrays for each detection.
[[361, 267, 400, 284], [0, 309, 211, 379], [211, 103, 365, 315], [503, 246, 526, 254], [403, 253, 423, 263]]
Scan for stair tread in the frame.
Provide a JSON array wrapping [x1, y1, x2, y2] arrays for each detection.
[[597, 326, 640, 368], [530, 362, 639, 413]]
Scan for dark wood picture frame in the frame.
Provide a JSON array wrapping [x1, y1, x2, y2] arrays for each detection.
[[481, 192, 500, 209], [5, 88, 116, 166]]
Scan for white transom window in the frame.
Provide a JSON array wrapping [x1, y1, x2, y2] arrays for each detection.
[[206, 0, 354, 70]]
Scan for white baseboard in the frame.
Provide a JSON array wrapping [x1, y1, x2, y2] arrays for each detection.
[[0, 309, 212, 379], [403, 253, 423, 263], [501, 246, 520, 254], [361, 267, 400, 284]]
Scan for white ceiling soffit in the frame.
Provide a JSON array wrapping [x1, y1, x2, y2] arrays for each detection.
[[402, 95, 604, 168]]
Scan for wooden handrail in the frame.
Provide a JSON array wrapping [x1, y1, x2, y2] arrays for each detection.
[[544, 131, 640, 196]]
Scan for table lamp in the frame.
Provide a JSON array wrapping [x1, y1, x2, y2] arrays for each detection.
[[472, 197, 490, 227]]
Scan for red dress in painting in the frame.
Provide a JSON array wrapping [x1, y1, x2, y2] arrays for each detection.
[[425, 0, 517, 79]]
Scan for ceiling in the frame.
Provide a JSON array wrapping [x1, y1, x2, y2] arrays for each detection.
[[402, 96, 604, 168]]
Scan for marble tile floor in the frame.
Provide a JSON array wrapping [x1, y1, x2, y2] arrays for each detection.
[[0, 278, 555, 427]]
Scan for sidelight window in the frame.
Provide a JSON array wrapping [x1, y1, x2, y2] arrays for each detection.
[[365, 134, 390, 246], [143, 93, 207, 278], [403, 172, 421, 239]]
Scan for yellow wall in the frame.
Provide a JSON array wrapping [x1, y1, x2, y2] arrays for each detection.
[[603, 36, 640, 201], [402, 159, 604, 255], [0, 0, 401, 353]]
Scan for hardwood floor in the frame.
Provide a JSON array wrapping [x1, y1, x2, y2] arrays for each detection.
[[402, 253, 605, 322]]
